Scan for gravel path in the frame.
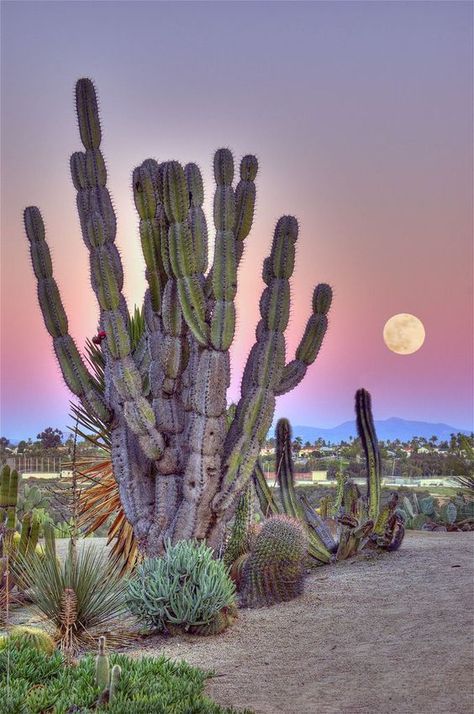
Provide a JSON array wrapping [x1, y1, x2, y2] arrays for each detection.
[[128, 532, 474, 714]]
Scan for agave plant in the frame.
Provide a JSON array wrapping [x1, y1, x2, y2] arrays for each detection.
[[18, 542, 127, 653]]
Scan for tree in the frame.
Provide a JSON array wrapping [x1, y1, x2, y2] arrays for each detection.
[[292, 437, 303, 456], [0, 437, 10, 456], [37, 427, 63, 450], [17, 440, 27, 454]]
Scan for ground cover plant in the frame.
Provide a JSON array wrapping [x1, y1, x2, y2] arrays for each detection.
[[0, 637, 251, 714], [24, 77, 332, 558]]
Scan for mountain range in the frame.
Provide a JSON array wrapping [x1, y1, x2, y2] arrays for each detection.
[[268, 417, 471, 444]]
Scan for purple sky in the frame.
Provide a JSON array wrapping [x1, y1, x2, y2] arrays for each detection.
[[1, 1, 472, 440]]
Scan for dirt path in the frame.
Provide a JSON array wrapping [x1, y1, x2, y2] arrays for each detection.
[[131, 532, 474, 714]]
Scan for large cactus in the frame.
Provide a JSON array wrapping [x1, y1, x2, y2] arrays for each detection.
[[355, 388, 381, 521], [24, 78, 332, 556]]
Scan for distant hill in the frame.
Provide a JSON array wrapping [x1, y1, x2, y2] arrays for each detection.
[[268, 418, 471, 444]]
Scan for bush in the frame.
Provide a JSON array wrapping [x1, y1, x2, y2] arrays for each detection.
[[0, 640, 250, 713], [126, 540, 236, 635]]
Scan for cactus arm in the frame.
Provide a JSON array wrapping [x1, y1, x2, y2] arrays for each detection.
[[72, 79, 166, 461], [275, 283, 332, 396], [233, 155, 258, 265], [210, 149, 237, 351], [275, 419, 333, 563], [162, 160, 209, 346], [252, 460, 280, 516], [299, 493, 338, 553], [23, 206, 110, 424], [205, 153, 257, 297], [211, 216, 299, 529], [133, 159, 168, 316], [355, 388, 381, 521]]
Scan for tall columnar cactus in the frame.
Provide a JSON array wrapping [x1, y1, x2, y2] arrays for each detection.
[[24, 78, 332, 556], [275, 418, 334, 562], [240, 515, 307, 608], [95, 636, 110, 691], [355, 388, 381, 521]]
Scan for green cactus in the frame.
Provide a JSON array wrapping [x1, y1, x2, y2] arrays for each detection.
[[440, 502, 457, 525], [275, 418, 333, 563], [333, 471, 347, 514], [224, 482, 254, 568], [24, 78, 332, 556], [109, 664, 121, 702], [419, 497, 436, 517], [355, 388, 381, 521], [4, 626, 55, 656], [318, 495, 333, 519], [411, 513, 430, 529], [95, 636, 110, 691], [252, 460, 280, 517], [240, 515, 307, 608], [0, 465, 20, 530]]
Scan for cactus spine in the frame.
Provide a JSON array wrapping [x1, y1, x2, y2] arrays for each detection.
[[24, 78, 332, 556]]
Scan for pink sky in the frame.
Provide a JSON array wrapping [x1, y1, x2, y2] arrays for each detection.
[[1, 1, 472, 440]]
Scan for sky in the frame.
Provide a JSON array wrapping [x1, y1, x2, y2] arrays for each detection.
[[1, 0, 472, 440]]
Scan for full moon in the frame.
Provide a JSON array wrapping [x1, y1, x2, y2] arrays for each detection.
[[383, 313, 425, 355]]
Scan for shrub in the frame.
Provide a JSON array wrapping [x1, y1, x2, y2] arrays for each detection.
[[126, 540, 237, 635]]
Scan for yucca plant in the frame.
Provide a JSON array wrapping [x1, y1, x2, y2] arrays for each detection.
[[17, 542, 127, 653]]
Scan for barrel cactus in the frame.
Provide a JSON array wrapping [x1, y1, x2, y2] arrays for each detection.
[[239, 515, 308, 608], [1, 626, 56, 656], [24, 78, 332, 556]]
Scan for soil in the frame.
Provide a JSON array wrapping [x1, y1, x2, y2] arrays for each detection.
[[128, 531, 474, 714], [5, 533, 473, 713]]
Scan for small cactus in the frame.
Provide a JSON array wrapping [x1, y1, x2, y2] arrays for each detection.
[[95, 636, 110, 690], [109, 664, 121, 702], [240, 515, 307, 608]]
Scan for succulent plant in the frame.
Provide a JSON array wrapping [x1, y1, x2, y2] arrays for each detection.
[[24, 78, 332, 557], [239, 515, 308, 608], [95, 635, 110, 690], [223, 482, 254, 568], [2, 626, 55, 656], [109, 663, 122, 702], [126, 540, 236, 634]]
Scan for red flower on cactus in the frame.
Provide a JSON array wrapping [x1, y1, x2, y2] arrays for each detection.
[[92, 330, 106, 345]]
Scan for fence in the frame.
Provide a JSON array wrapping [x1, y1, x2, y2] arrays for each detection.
[[5, 455, 64, 475]]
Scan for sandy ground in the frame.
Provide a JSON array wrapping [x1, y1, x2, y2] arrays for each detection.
[[127, 532, 474, 714]]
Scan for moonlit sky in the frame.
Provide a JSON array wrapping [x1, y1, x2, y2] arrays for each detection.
[[1, 1, 472, 440]]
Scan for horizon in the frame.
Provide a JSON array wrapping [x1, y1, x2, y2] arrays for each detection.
[[4, 413, 472, 444], [1, 1, 473, 438]]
